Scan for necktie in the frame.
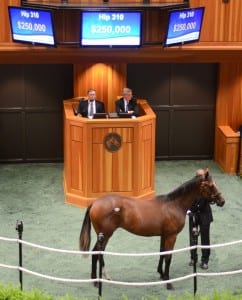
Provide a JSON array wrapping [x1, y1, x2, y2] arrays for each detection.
[[90, 101, 94, 117], [125, 101, 128, 112]]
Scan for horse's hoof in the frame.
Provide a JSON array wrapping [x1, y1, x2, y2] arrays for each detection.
[[166, 283, 174, 290]]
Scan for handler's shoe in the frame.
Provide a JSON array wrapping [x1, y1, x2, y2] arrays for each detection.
[[200, 262, 208, 270]]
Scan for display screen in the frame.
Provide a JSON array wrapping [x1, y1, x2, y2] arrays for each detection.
[[8, 6, 56, 46], [80, 11, 142, 47], [164, 7, 205, 47]]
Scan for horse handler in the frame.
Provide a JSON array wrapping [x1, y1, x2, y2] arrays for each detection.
[[188, 169, 213, 270]]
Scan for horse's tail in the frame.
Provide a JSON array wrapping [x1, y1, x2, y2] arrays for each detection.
[[79, 205, 92, 254]]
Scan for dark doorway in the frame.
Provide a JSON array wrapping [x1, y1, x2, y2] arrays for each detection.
[[127, 63, 218, 159], [0, 64, 73, 163]]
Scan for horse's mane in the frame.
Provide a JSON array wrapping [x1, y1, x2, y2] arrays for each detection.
[[157, 175, 203, 202]]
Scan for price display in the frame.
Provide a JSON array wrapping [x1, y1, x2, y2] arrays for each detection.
[[165, 7, 205, 47], [81, 11, 142, 47], [8, 6, 55, 46]]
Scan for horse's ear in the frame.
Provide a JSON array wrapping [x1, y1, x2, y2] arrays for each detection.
[[204, 167, 209, 179]]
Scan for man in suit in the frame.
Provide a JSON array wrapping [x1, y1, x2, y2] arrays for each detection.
[[77, 89, 105, 118], [115, 87, 139, 117], [188, 169, 213, 270]]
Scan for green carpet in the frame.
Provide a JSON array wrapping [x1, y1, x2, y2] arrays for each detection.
[[0, 161, 241, 299]]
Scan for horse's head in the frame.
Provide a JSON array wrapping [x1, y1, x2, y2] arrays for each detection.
[[198, 168, 225, 207]]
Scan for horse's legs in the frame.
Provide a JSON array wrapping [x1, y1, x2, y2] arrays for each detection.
[[91, 241, 99, 286], [91, 237, 111, 287], [157, 236, 164, 278], [163, 234, 177, 290], [163, 253, 173, 290]]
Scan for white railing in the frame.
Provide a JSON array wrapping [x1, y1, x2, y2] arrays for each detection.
[[1, 236, 242, 293]]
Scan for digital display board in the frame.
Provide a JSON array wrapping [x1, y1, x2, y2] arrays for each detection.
[[8, 6, 56, 47], [80, 11, 142, 47], [164, 7, 205, 47]]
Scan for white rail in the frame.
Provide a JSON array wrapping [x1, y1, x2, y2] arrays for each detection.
[[1, 236, 242, 286]]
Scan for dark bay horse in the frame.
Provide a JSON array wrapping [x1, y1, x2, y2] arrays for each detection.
[[79, 169, 225, 289]]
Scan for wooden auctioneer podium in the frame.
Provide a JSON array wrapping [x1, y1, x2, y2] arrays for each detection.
[[63, 98, 156, 207]]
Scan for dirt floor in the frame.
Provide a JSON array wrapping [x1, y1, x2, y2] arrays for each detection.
[[0, 161, 241, 299]]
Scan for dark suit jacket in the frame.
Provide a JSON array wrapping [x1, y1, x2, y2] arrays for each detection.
[[191, 197, 213, 226], [115, 98, 139, 117], [77, 99, 105, 118]]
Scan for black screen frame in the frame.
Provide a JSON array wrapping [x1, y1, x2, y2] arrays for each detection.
[[80, 10, 143, 48], [163, 6, 205, 48], [8, 5, 57, 47]]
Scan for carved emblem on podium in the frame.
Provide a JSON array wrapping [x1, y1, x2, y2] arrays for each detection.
[[104, 133, 122, 152]]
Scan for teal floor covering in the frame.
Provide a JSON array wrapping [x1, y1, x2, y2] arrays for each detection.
[[0, 161, 241, 299]]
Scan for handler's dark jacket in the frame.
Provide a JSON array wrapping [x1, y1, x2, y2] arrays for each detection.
[[190, 197, 213, 226]]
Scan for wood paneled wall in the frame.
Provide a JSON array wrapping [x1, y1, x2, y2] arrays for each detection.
[[0, 0, 20, 42], [216, 63, 242, 131], [74, 63, 126, 111], [214, 63, 242, 168], [190, 0, 242, 42]]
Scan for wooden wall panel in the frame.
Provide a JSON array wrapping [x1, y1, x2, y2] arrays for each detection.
[[71, 140, 84, 191], [0, 0, 20, 42], [91, 126, 134, 193], [143, 11, 166, 44], [92, 143, 113, 192], [74, 63, 126, 112], [141, 123, 153, 189], [112, 127, 134, 192], [54, 10, 80, 44], [112, 143, 133, 192], [215, 126, 239, 174], [216, 63, 242, 131], [92, 126, 113, 192], [214, 63, 242, 170], [141, 140, 152, 189], [70, 126, 83, 190], [190, 0, 242, 42]]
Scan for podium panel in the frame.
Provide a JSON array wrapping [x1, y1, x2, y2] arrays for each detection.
[[215, 126, 240, 174], [63, 98, 156, 207]]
